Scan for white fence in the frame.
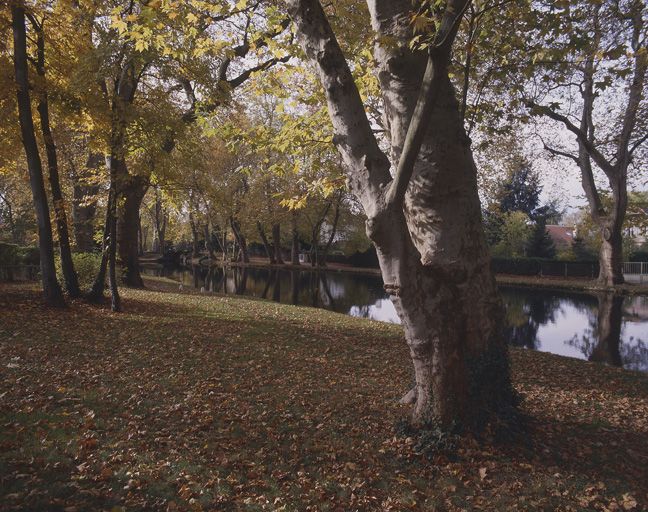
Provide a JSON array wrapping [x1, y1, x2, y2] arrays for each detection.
[[623, 262, 648, 283]]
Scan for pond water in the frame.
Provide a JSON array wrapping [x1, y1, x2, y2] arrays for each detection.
[[142, 265, 648, 373]]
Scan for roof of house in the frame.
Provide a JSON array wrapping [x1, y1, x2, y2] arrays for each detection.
[[546, 225, 574, 247]]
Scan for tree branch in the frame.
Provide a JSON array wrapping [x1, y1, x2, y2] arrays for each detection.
[[385, 0, 471, 207], [286, 0, 391, 213], [526, 100, 615, 177]]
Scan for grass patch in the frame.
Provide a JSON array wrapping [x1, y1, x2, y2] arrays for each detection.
[[1, 280, 647, 511]]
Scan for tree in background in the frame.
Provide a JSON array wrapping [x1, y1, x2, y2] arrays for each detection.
[[524, 0, 647, 285]]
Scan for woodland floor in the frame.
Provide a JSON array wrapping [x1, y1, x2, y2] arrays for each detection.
[[1, 279, 647, 511]]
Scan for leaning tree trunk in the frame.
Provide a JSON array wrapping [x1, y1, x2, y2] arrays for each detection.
[[33, 22, 80, 297], [272, 223, 284, 264], [589, 292, 623, 367], [289, 0, 515, 429], [229, 216, 250, 263], [87, 189, 112, 303], [257, 222, 276, 264], [12, 4, 64, 307], [117, 174, 148, 288]]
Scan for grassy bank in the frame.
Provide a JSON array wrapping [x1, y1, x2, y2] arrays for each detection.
[[1, 281, 647, 511]]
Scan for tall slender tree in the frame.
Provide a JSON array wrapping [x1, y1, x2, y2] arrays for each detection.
[[28, 12, 80, 297], [11, 1, 64, 307]]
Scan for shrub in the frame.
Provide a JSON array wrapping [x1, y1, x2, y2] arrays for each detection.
[[0, 242, 19, 266], [56, 252, 102, 292], [17, 246, 40, 265]]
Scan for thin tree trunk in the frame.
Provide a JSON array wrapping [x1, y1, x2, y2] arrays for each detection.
[[31, 16, 80, 297], [257, 222, 276, 264], [291, 211, 300, 265], [319, 195, 341, 267], [272, 223, 284, 264], [11, 4, 64, 307], [87, 189, 111, 303], [189, 212, 200, 258]]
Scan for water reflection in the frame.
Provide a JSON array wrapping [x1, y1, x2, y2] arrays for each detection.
[[142, 265, 648, 372]]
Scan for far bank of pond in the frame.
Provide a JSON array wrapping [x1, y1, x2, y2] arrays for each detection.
[[142, 264, 648, 373]]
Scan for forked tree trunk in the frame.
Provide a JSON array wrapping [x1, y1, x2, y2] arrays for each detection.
[[12, 4, 64, 307], [289, 0, 515, 429], [32, 20, 80, 298], [272, 223, 284, 264]]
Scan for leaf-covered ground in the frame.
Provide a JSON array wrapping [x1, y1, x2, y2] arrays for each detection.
[[1, 280, 647, 511]]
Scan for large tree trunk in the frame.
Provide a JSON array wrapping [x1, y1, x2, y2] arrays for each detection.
[[32, 20, 80, 298], [117, 174, 148, 288], [289, 0, 515, 429], [12, 4, 64, 307], [72, 153, 101, 252], [589, 292, 623, 367], [257, 222, 276, 264], [272, 223, 284, 264], [598, 224, 625, 286]]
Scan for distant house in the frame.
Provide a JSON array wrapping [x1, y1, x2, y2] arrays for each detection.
[[546, 225, 574, 250]]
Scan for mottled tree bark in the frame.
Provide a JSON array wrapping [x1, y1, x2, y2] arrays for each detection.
[[288, 0, 514, 428], [12, 3, 64, 307]]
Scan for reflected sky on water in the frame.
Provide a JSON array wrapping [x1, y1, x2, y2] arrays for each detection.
[[142, 265, 648, 372]]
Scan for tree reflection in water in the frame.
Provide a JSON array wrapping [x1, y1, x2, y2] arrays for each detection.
[[141, 265, 648, 371], [566, 293, 648, 370]]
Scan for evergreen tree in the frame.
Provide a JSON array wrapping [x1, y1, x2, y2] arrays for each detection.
[[526, 217, 556, 258], [498, 161, 541, 219]]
